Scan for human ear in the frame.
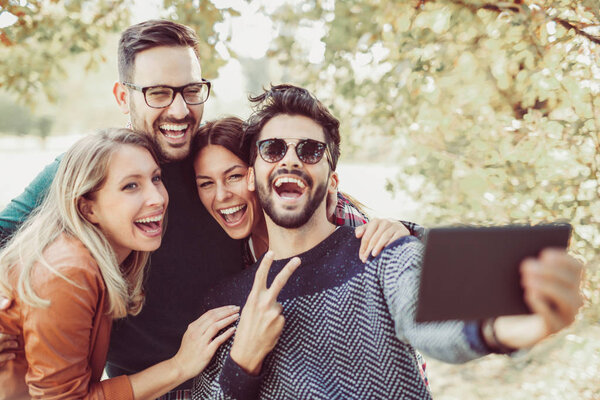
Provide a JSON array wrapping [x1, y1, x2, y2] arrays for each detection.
[[78, 197, 99, 224], [247, 167, 256, 192], [328, 171, 339, 194], [113, 81, 130, 115]]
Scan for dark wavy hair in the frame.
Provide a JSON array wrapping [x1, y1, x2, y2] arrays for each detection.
[[242, 84, 341, 170], [118, 19, 200, 82], [192, 117, 250, 164]]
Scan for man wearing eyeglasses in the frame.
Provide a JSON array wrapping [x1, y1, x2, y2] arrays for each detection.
[[0, 20, 245, 398]]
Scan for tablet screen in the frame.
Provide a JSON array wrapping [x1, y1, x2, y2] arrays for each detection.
[[415, 224, 572, 322]]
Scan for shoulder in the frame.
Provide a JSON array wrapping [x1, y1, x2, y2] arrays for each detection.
[[43, 234, 99, 271], [375, 235, 423, 268], [31, 234, 103, 292]]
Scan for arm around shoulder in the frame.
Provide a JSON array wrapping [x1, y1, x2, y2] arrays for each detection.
[[0, 155, 62, 242]]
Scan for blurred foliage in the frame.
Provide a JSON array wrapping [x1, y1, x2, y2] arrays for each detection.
[[0, 0, 238, 107], [160, 0, 239, 79], [0, 0, 132, 105], [267, 0, 599, 398], [0, 0, 598, 397], [268, 0, 599, 259]]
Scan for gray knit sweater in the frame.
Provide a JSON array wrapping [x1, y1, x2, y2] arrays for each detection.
[[192, 227, 490, 400]]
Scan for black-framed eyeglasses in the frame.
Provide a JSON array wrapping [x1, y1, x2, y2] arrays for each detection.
[[122, 80, 211, 109], [256, 138, 331, 167]]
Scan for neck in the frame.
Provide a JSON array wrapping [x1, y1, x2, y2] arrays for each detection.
[[250, 217, 269, 260], [265, 206, 336, 260], [116, 249, 132, 265]]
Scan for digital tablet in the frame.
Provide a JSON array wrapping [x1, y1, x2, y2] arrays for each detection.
[[415, 224, 572, 322]]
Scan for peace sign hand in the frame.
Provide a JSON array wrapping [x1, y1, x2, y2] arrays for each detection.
[[230, 251, 301, 375]]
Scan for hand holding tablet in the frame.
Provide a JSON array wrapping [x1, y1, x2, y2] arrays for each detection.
[[416, 223, 584, 351], [416, 224, 573, 322], [416, 224, 583, 352]]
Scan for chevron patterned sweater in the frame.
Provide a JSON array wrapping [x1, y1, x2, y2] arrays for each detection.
[[192, 227, 490, 400]]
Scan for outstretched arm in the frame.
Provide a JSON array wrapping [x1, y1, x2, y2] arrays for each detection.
[[380, 238, 490, 364], [381, 240, 584, 363]]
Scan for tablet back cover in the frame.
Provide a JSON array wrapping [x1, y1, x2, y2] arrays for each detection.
[[415, 224, 571, 322]]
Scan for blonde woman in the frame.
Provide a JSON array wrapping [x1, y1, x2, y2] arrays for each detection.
[[0, 129, 238, 399]]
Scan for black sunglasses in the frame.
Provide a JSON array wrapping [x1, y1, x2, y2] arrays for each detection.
[[256, 138, 330, 166]]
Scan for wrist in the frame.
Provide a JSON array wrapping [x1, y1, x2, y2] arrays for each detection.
[[230, 346, 263, 376], [167, 355, 190, 383], [481, 317, 517, 354]]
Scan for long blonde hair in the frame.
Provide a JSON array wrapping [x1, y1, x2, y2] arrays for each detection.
[[0, 128, 162, 318]]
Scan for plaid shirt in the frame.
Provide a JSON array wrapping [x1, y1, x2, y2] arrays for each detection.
[[335, 192, 426, 240]]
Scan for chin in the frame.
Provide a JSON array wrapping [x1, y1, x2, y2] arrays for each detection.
[[221, 225, 251, 240]]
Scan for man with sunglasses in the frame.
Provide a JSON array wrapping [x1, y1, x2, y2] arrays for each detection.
[[191, 84, 584, 400]]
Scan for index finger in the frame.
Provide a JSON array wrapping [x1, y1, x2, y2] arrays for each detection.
[[252, 250, 275, 291], [268, 257, 301, 299]]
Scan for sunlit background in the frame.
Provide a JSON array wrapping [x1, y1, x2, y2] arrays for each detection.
[[1, 1, 598, 399]]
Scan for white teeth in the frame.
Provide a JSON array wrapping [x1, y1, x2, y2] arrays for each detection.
[[219, 205, 245, 215], [160, 124, 188, 131], [274, 177, 306, 188], [164, 131, 184, 139], [160, 124, 188, 138], [135, 215, 163, 224]]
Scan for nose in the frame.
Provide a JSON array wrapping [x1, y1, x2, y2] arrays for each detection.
[[146, 182, 167, 208], [278, 142, 301, 168], [166, 92, 190, 120], [215, 182, 232, 202]]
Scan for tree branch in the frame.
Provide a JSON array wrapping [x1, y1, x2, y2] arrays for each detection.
[[553, 17, 600, 44], [445, 0, 600, 44]]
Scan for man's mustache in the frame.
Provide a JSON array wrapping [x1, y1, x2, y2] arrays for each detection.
[[156, 116, 195, 125]]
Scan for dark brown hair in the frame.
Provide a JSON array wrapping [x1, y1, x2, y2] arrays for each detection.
[[192, 117, 250, 165], [242, 84, 341, 170], [118, 19, 200, 82]]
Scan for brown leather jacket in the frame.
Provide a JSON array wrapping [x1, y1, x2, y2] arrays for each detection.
[[0, 234, 133, 400]]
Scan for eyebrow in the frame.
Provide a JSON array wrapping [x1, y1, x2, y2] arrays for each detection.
[[118, 167, 161, 184], [195, 164, 246, 180]]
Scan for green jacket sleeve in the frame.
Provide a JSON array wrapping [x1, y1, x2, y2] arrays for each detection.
[[0, 155, 62, 244]]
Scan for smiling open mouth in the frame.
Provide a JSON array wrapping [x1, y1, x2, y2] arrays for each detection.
[[219, 204, 247, 224], [134, 214, 163, 234], [158, 123, 188, 140], [273, 176, 307, 199]]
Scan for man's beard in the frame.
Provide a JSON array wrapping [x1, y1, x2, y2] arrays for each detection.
[[129, 101, 198, 162], [256, 169, 328, 229]]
